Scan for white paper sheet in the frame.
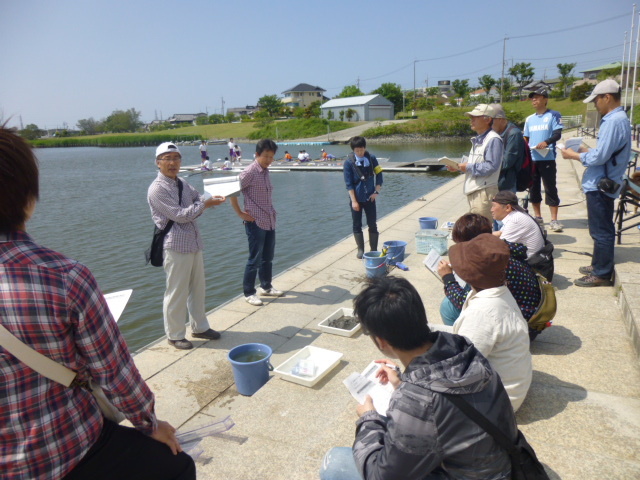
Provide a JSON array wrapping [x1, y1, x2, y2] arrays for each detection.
[[438, 156, 460, 169], [563, 137, 583, 152], [104, 289, 133, 323], [203, 176, 241, 197], [423, 249, 467, 288], [343, 361, 395, 415]]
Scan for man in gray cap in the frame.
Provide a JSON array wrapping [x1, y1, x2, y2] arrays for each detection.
[[491, 104, 525, 193], [446, 104, 504, 223], [148, 142, 226, 349], [560, 79, 631, 287], [524, 87, 564, 232]]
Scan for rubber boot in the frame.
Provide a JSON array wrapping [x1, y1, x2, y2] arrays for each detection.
[[369, 231, 379, 252], [353, 232, 365, 259]]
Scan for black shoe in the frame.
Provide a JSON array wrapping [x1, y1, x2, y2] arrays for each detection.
[[192, 328, 221, 340], [168, 339, 193, 350], [578, 265, 594, 275]]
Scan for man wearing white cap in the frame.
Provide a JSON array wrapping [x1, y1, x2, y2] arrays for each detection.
[[561, 79, 631, 287], [148, 142, 226, 349], [446, 104, 504, 223]]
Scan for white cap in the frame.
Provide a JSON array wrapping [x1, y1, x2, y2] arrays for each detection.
[[465, 104, 496, 118], [155, 142, 181, 160], [583, 79, 621, 103]]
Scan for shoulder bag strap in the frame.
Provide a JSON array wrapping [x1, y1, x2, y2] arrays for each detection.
[[441, 392, 517, 455], [604, 143, 627, 178], [161, 179, 184, 234], [0, 323, 77, 387]]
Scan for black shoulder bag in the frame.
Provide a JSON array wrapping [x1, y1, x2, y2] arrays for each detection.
[[526, 215, 554, 282], [442, 393, 549, 480], [145, 180, 183, 267]]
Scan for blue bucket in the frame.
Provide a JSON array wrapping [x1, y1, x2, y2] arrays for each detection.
[[228, 343, 273, 396], [363, 251, 388, 278], [383, 241, 408, 263], [419, 217, 438, 229]]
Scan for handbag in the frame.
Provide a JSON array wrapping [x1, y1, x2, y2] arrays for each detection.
[[0, 323, 125, 423], [528, 273, 557, 333], [442, 392, 549, 480], [145, 179, 183, 267]]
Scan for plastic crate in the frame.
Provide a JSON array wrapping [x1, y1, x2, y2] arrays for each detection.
[[416, 229, 449, 255]]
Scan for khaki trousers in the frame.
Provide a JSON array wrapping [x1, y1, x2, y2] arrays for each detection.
[[467, 186, 499, 225]]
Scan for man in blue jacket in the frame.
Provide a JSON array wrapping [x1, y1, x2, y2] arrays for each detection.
[[561, 79, 631, 287]]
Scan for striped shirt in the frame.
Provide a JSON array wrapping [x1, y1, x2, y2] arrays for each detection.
[[0, 231, 157, 480], [239, 161, 276, 230], [148, 172, 206, 253]]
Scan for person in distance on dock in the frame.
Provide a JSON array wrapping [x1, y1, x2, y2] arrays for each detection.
[[344, 136, 383, 258], [491, 103, 525, 194], [148, 142, 225, 350], [0, 126, 195, 480], [447, 104, 504, 225], [230, 139, 284, 306], [320, 276, 517, 480]]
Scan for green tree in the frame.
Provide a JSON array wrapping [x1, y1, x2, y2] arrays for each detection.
[[557, 63, 577, 97], [345, 108, 357, 121], [451, 79, 471, 100], [370, 82, 403, 113], [597, 66, 622, 81], [76, 117, 102, 135], [326, 110, 334, 120], [195, 115, 208, 126], [257, 94, 283, 117], [509, 63, 535, 96], [497, 77, 514, 100], [570, 83, 593, 102], [336, 85, 364, 98], [103, 108, 142, 133], [425, 87, 440, 97], [20, 123, 43, 140], [339, 110, 345, 121], [208, 114, 225, 124], [292, 107, 305, 119], [477, 75, 497, 97], [225, 112, 238, 123], [304, 100, 322, 118]]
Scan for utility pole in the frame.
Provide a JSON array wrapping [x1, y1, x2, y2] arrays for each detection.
[[622, 31, 628, 109], [625, 4, 637, 109], [500, 36, 508, 103], [221, 97, 225, 116], [631, 10, 640, 124]]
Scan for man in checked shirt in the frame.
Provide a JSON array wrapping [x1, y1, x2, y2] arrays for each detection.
[[148, 142, 225, 350], [230, 139, 284, 306]]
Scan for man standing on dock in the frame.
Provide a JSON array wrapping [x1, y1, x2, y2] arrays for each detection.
[[148, 142, 225, 350], [447, 104, 503, 224], [524, 87, 564, 232], [230, 139, 284, 306], [491, 104, 525, 193], [561, 79, 630, 287]]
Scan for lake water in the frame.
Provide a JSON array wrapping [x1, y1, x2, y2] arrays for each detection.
[[28, 141, 468, 351]]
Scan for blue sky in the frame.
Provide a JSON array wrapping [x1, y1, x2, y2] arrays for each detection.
[[0, 0, 633, 129]]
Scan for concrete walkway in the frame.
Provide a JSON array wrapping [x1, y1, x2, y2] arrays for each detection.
[[131, 138, 640, 480]]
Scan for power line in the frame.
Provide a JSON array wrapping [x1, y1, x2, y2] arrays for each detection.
[[509, 13, 628, 40], [517, 44, 622, 61]]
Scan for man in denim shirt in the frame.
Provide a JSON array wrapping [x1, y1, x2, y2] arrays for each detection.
[[561, 80, 631, 287]]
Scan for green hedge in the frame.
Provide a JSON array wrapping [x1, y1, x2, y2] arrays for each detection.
[[30, 133, 203, 148]]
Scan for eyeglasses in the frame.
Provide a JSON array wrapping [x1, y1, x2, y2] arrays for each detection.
[[159, 155, 181, 162]]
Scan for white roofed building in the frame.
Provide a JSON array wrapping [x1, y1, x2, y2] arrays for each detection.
[[320, 94, 394, 121]]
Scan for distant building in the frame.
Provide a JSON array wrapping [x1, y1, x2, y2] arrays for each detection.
[[320, 94, 394, 121], [167, 113, 207, 126], [281, 83, 328, 108], [580, 62, 628, 81], [438, 80, 451, 93], [470, 87, 500, 99], [227, 106, 258, 117]]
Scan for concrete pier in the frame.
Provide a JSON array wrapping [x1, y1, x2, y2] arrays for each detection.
[[132, 137, 640, 480]]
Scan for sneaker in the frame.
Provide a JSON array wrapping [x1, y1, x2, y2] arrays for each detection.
[[245, 294, 263, 306], [192, 328, 221, 340], [168, 339, 193, 350], [549, 220, 563, 232], [258, 287, 284, 297], [578, 265, 594, 275], [574, 274, 613, 287], [534, 216, 544, 227]]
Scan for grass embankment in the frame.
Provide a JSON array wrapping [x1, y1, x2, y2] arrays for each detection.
[[30, 133, 204, 148], [248, 118, 352, 140], [363, 99, 588, 138]]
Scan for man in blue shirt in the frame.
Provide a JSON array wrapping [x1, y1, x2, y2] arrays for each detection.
[[561, 79, 631, 287], [524, 88, 564, 232]]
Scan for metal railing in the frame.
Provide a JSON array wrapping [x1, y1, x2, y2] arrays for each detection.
[[561, 115, 583, 128]]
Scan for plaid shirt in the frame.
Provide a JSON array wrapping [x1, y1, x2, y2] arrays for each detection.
[[0, 231, 157, 480], [239, 161, 276, 230], [148, 173, 206, 253]]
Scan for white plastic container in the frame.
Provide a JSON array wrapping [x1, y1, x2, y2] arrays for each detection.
[[274, 346, 343, 387], [318, 308, 360, 337]]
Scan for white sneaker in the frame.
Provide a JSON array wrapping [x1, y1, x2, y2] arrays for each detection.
[[258, 287, 283, 297], [549, 220, 563, 232], [245, 295, 263, 306]]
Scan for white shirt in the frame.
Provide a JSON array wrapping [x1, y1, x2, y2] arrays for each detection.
[[199, 143, 207, 152], [500, 210, 545, 259], [204, 159, 213, 169], [228, 141, 234, 150]]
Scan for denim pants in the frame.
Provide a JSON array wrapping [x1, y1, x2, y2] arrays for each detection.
[[320, 447, 361, 480], [351, 199, 378, 234], [243, 221, 276, 296], [586, 190, 616, 278]]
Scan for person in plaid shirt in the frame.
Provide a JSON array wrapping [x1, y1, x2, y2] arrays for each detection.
[[230, 139, 284, 306], [0, 126, 195, 479]]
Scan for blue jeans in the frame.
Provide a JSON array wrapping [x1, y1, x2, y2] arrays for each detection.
[[586, 190, 615, 278], [320, 447, 361, 480], [242, 221, 276, 296], [351, 199, 378, 234], [439, 297, 462, 326]]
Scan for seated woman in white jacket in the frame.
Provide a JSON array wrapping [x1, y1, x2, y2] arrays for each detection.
[[432, 233, 532, 411]]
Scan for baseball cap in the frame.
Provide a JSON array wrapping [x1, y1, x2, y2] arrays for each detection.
[[491, 104, 507, 119], [449, 234, 510, 290], [528, 87, 549, 99], [155, 142, 181, 160], [492, 190, 526, 212], [583, 79, 621, 103], [465, 104, 496, 117]]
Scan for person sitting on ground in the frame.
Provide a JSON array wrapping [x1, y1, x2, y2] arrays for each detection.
[[0, 126, 195, 480], [222, 157, 232, 170], [320, 276, 517, 480], [491, 190, 545, 260], [203, 156, 213, 170], [297, 150, 305, 162], [284, 150, 292, 161], [432, 233, 532, 411], [438, 213, 542, 334], [321, 148, 328, 160], [303, 150, 311, 162]]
